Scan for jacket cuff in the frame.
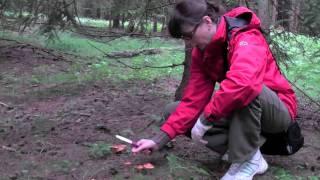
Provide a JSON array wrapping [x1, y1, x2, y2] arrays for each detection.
[[199, 114, 213, 125], [203, 111, 221, 123], [151, 131, 171, 150], [204, 104, 222, 122], [160, 124, 177, 139]]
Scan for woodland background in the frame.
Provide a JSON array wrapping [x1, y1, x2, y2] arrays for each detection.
[[0, 0, 319, 179]]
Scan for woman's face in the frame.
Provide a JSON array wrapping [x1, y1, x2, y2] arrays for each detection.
[[182, 16, 217, 50]]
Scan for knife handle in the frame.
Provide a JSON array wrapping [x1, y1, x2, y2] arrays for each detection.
[[131, 142, 139, 148]]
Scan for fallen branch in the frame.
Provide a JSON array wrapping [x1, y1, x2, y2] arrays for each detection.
[[0, 37, 70, 62], [287, 79, 320, 111], [71, 28, 170, 39], [89, 42, 184, 69], [71, 112, 91, 117], [105, 48, 161, 59]]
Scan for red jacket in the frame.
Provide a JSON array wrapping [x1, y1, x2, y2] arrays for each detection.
[[161, 7, 297, 139]]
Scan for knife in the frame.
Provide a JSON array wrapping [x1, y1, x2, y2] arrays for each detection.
[[115, 135, 138, 147]]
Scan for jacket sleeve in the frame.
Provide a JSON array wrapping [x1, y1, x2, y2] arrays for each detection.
[[204, 30, 268, 122], [161, 50, 215, 139]]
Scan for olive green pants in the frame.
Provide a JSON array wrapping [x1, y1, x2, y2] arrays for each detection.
[[161, 86, 292, 163]]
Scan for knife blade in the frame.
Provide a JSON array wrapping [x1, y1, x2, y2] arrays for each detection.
[[115, 135, 138, 147]]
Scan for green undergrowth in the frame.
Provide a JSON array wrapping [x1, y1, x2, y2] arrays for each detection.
[[0, 30, 184, 88], [272, 32, 320, 100], [1, 29, 319, 100], [270, 166, 320, 180], [166, 154, 211, 178], [88, 142, 112, 159], [77, 17, 164, 32]]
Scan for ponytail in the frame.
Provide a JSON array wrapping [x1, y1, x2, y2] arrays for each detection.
[[205, 0, 226, 22]]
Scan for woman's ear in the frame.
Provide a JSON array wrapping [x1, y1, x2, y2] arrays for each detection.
[[202, 16, 213, 24]]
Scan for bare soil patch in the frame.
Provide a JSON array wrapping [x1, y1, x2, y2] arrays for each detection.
[[0, 40, 319, 179]]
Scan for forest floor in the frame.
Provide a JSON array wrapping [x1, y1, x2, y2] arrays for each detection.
[[0, 39, 319, 180]]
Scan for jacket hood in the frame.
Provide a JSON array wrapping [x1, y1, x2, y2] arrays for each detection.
[[224, 7, 261, 27], [202, 7, 261, 57]]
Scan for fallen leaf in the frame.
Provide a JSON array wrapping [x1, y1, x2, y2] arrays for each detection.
[[143, 163, 155, 169], [111, 144, 127, 153], [135, 165, 144, 170]]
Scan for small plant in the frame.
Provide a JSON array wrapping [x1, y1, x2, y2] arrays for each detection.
[[166, 154, 210, 178], [308, 176, 320, 180], [271, 166, 295, 180], [50, 160, 72, 174], [88, 142, 112, 159]]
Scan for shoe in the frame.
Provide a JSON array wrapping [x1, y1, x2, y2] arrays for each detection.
[[233, 149, 268, 180], [221, 162, 241, 180]]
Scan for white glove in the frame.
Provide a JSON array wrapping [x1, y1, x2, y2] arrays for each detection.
[[191, 117, 212, 144]]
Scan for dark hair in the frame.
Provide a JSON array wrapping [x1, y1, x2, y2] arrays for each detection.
[[168, 0, 225, 38]]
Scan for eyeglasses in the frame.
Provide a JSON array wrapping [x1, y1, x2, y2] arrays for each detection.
[[181, 21, 202, 41]]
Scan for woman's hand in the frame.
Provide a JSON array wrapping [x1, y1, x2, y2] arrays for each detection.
[[131, 139, 158, 153]]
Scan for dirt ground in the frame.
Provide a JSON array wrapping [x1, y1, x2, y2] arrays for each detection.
[[0, 40, 319, 180]]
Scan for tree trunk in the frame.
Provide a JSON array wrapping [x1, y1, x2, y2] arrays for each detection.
[[96, 8, 101, 19], [289, 0, 301, 33], [174, 42, 192, 101], [108, 12, 112, 29], [277, 0, 291, 30], [121, 14, 125, 29], [127, 19, 135, 33], [270, 0, 278, 26], [113, 14, 120, 29], [161, 15, 166, 33], [140, 21, 146, 33], [256, 0, 276, 29], [238, 0, 246, 6], [83, 1, 94, 18], [153, 16, 158, 33]]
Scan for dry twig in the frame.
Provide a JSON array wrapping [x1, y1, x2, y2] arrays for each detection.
[[0, 101, 9, 107], [1, 145, 17, 152]]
